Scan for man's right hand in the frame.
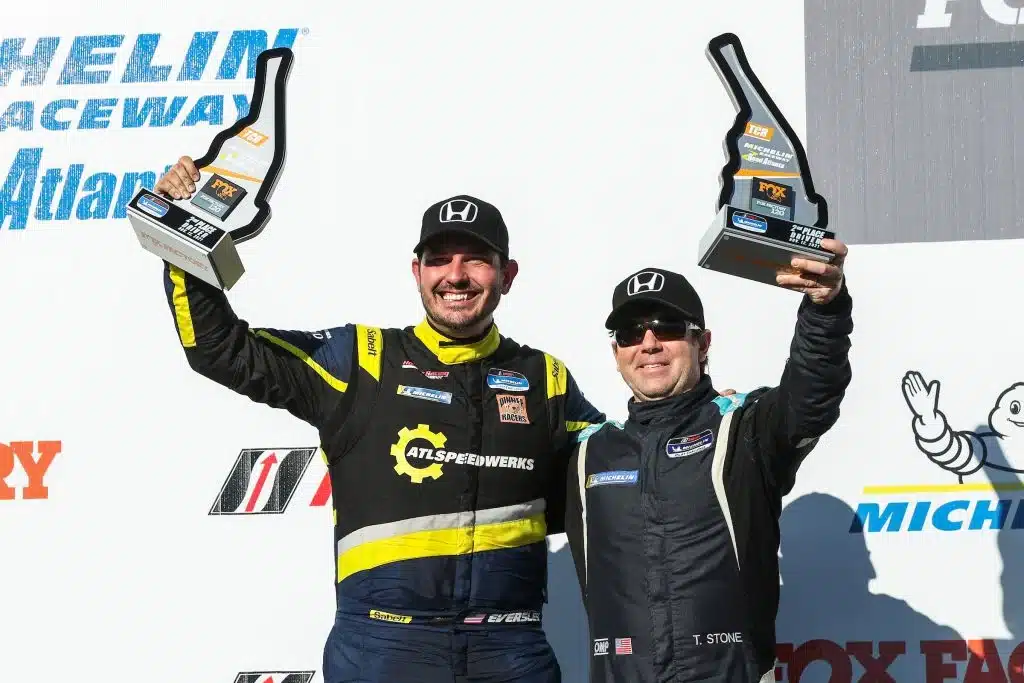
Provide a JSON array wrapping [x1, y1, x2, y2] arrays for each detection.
[[154, 156, 201, 200]]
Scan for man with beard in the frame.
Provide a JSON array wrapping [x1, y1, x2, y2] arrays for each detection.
[[155, 156, 604, 683]]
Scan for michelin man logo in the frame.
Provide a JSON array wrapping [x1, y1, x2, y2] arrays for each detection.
[[902, 371, 1024, 479]]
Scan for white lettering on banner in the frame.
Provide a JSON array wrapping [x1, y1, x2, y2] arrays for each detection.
[[917, 0, 1024, 27], [404, 446, 535, 471]]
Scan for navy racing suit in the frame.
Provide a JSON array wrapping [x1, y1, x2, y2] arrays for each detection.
[[565, 283, 853, 682], [162, 263, 604, 683]]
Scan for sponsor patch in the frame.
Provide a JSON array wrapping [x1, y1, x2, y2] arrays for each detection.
[[369, 609, 412, 624], [402, 360, 418, 369], [487, 368, 530, 392], [594, 638, 610, 656], [586, 470, 639, 488], [423, 370, 449, 379], [666, 430, 714, 458], [397, 385, 453, 405], [462, 610, 539, 625], [485, 611, 541, 624], [497, 394, 530, 424]]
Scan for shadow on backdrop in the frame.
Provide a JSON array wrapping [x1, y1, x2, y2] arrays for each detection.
[[976, 422, 1023, 675], [544, 538, 589, 683], [777, 493, 963, 682], [542, 424, 1024, 682]]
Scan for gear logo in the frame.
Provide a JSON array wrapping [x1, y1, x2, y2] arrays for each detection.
[[391, 424, 446, 483]]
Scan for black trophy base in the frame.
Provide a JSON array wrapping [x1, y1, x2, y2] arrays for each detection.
[[698, 205, 835, 289], [127, 189, 245, 290]]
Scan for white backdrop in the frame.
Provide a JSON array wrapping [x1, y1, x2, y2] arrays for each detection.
[[2, 2, 1020, 682]]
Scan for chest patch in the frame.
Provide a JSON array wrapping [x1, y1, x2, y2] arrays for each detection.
[[586, 470, 639, 488], [487, 369, 530, 392], [497, 393, 530, 424], [665, 429, 714, 458], [397, 384, 453, 405]]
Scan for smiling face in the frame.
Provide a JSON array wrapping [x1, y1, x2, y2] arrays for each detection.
[[990, 384, 1024, 436], [411, 235, 518, 338], [611, 306, 711, 402]]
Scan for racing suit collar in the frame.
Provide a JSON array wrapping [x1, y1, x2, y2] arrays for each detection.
[[626, 374, 717, 425], [413, 319, 502, 365]]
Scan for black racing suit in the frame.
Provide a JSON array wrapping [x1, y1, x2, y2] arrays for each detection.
[[162, 263, 605, 683], [564, 283, 853, 683]]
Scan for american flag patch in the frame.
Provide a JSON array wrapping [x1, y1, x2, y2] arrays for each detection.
[[463, 614, 486, 624], [615, 637, 633, 655]]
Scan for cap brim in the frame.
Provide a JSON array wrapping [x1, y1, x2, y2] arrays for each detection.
[[414, 228, 506, 257], [604, 298, 699, 330]]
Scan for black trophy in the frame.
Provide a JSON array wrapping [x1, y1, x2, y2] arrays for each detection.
[[697, 33, 835, 288], [126, 47, 293, 290]]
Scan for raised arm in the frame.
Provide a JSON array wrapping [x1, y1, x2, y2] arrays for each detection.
[[748, 238, 854, 494], [157, 157, 353, 429]]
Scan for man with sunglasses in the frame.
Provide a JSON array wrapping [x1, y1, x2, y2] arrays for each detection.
[[563, 240, 853, 683]]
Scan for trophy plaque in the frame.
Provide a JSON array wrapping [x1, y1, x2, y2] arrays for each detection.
[[126, 47, 293, 290], [698, 33, 835, 288]]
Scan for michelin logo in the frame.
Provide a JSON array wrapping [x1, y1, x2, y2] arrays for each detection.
[[487, 369, 530, 392], [903, 371, 1024, 478], [397, 385, 453, 405], [586, 470, 639, 488], [137, 193, 168, 218], [666, 430, 714, 458], [731, 211, 768, 234]]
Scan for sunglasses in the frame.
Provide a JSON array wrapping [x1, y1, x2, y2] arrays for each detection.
[[611, 319, 702, 347]]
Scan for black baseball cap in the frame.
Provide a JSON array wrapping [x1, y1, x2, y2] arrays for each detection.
[[414, 194, 509, 258], [605, 267, 705, 330]]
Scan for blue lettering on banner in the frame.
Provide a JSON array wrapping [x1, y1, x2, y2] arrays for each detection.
[[0, 28, 303, 230], [850, 497, 1024, 533], [586, 470, 639, 488], [397, 385, 453, 405], [487, 369, 530, 392]]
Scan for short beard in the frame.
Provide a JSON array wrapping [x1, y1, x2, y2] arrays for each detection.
[[421, 283, 502, 336]]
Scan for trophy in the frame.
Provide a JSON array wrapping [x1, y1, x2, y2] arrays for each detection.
[[697, 33, 835, 288], [126, 47, 294, 290]]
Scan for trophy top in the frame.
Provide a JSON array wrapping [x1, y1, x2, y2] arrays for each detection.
[[706, 32, 829, 231]]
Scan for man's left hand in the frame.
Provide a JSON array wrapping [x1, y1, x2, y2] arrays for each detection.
[[776, 238, 847, 305]]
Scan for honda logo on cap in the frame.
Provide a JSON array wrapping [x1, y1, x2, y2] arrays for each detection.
[[439, 199, 478, 223], [626, 271, 665, 296]]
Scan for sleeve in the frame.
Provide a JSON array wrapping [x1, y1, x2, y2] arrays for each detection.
[[542, 353, 606, 442], [162, 261, 354, 428], [541, 353, 604, 537], [747, 280, 854, 495]]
